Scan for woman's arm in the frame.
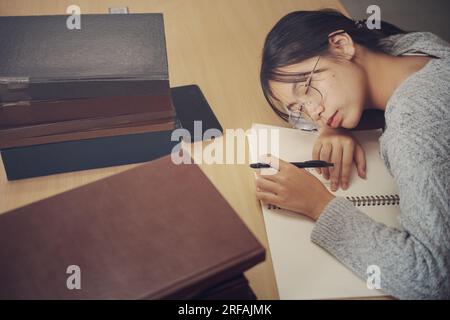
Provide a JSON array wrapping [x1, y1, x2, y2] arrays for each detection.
[[311, 133, 450, 299], [256, 136, 450, 299]]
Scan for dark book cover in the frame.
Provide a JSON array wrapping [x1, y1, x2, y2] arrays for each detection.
[[0, 13, 170, 101], [0, 13, 174, 128]]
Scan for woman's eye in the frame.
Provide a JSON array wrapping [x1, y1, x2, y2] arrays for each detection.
[[289, 104, 302, 113]]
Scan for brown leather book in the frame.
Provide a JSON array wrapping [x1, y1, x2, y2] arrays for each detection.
[[0, 114, 176, 149], [0, 97, 176, 149], [0, 155, 265, 299], [0, 95, 174, 129], [0, 119, 176, 149]]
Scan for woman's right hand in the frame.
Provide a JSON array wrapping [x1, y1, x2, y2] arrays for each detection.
[[312, 127, 366, 191]]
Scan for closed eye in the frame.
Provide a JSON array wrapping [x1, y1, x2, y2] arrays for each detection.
[[285, 102, 304, 113]]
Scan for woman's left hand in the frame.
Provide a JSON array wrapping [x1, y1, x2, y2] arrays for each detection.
[[255, 155, 335, 221]]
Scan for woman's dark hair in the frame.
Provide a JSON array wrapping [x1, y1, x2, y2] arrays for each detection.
[[260, 9, 406, 121]]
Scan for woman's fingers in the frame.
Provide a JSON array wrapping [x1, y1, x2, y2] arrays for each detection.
[[330, 144, 343, 192], [311, 131, 367, 191], [319, 143, 332, 180], [354, 144, 367, 179], [255, 190, 280, 206], [255, 168, 283, 206], [255, 175, 282, 194], [312, 142, 322, 175], [340, 142, 355, 190]]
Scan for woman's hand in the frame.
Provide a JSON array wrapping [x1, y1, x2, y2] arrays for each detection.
[[255, 156, 335, 221], [312, 127, 366, 191]]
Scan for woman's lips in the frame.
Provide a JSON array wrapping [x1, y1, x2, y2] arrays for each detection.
[[327, 110, 339, 128]]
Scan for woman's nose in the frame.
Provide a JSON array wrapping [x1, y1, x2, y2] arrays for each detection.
[[308, 105, 325, 122]]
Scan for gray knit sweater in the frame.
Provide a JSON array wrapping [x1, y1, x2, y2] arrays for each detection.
[[311, 32, 450, 300]]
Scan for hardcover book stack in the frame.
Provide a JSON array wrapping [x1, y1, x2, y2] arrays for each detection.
[[0, 13, 178, 180]]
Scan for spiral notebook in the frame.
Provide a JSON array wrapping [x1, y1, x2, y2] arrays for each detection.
[[247, 123, 402, 299]]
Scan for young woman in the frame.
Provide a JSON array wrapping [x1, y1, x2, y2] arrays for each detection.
[[257, 9, 450, 299]]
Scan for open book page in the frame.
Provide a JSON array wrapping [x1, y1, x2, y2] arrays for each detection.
[[247, 123, 401, 299]]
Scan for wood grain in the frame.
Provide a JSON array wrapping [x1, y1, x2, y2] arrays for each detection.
[[0, 0, 349, 299]]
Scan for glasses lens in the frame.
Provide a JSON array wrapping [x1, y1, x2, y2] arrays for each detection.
[[295, 85, 322, 114], [287, 108, 317, 131]]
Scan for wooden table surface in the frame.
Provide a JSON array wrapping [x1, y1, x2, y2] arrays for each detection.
[[0, 0, 348, 299]]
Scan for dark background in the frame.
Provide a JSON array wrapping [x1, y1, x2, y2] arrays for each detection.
[[341, 0, 450, 42]]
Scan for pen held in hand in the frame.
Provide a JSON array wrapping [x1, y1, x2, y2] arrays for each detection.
[[250, 160, 334, 169]]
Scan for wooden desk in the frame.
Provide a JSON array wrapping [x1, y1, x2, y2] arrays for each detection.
[[0, 0, 347, 299]]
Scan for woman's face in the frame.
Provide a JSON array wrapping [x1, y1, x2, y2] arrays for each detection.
[[269, 55, 368, 129]]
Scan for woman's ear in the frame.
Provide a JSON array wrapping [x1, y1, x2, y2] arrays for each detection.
[[328, 30, 356, 60]]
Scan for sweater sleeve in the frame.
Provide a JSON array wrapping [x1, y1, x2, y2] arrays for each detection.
[[310, 138, 450, 299]]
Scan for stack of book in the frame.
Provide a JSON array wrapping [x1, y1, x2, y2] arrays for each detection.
[[0, 14, 178, 180]]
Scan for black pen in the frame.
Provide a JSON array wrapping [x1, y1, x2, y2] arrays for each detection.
[[250, 160, 334, 169]]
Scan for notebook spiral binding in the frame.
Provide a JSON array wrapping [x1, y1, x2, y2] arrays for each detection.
[[267, 195, 400, 210], [345, 195, 400, 207]]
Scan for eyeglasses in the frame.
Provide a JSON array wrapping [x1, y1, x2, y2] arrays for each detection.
[[285, 57, 323, 131]]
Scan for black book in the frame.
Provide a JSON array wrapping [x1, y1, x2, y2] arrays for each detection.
[[0, 13, 170, 102]]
